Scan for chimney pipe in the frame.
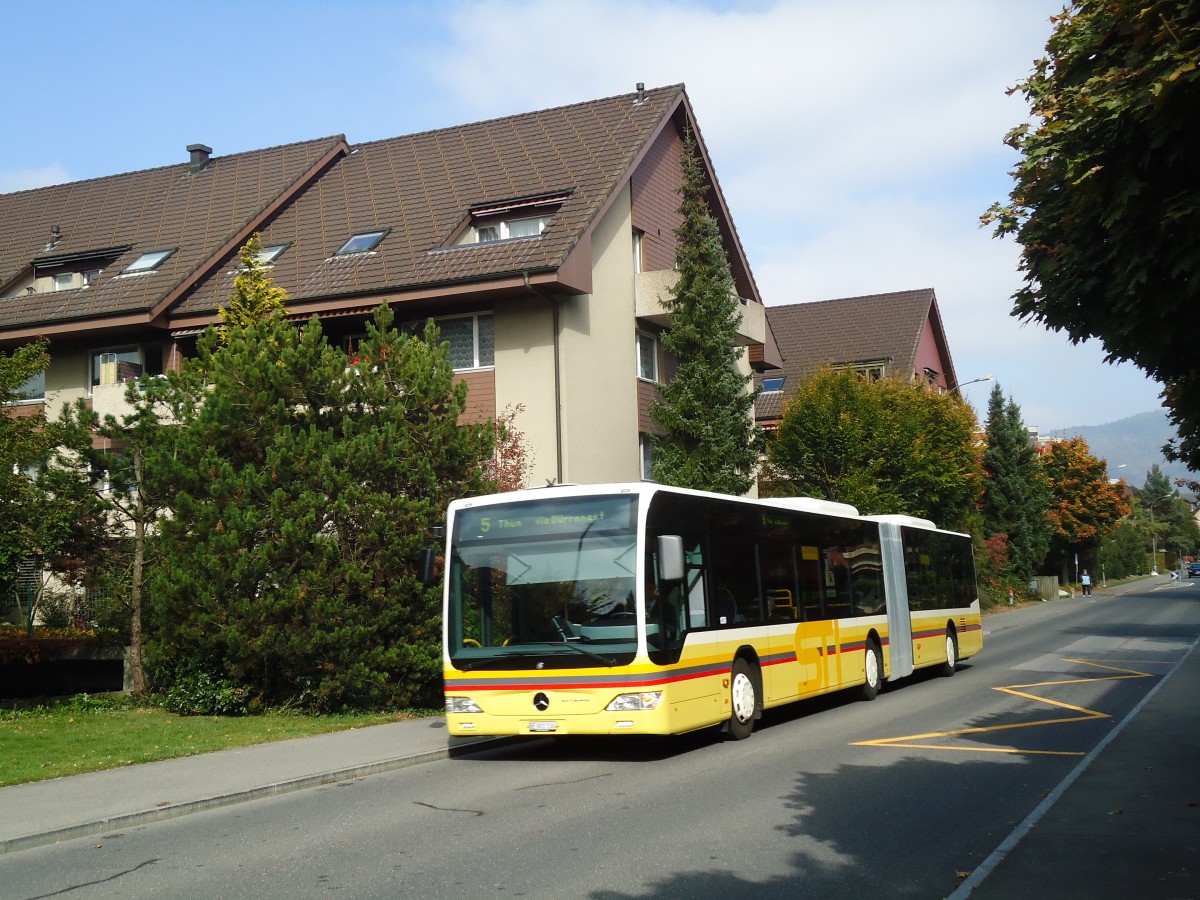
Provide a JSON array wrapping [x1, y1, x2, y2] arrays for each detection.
[[187, 143, 213, 173], [635, 82, 645, 105]]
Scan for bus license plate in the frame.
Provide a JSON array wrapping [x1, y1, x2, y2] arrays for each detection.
[[529, 721, 557, 733]]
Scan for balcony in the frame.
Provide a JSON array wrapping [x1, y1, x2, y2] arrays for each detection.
[[634, 269, 766, 347]]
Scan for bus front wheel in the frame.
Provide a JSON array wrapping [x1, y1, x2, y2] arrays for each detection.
[[861, 640, 883, 701], [726, 658, 758, 740]]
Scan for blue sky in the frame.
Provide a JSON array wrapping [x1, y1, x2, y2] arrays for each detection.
[[1, 0, 1166, 432]]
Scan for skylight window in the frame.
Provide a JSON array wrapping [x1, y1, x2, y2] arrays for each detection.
[[336, 230, 388, 256], [762, 376, 785, 392], [122, 248, 176, 275], [255, 243, 290, 264]]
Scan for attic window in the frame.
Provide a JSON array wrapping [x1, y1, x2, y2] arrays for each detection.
[[122, 248, 176, 275], [762, 376, 784, 392], [474, 215, 551, 244], [460, 190, 571, 246], [336, 230, 388, 256]]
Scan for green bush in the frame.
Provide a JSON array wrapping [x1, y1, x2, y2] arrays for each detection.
[[162, 665, 249, 717]]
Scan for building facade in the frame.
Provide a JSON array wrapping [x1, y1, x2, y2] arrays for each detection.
[[1, 85, 780, 489]]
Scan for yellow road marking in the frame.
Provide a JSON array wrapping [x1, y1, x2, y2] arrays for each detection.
[[853, 658, 1153, 756]]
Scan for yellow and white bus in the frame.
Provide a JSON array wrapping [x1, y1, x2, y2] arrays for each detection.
[[441, 483, 981, 739]]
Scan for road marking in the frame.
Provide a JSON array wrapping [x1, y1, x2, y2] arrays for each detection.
[[853, 658, 1153, 756]]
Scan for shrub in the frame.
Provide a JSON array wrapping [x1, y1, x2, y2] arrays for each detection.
[[162, 665, 249, 717]]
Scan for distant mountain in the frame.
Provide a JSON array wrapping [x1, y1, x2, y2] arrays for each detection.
[[1058, 410, 1195, 490]]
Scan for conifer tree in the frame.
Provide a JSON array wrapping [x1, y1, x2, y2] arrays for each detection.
[[148, 285, 493, 709], [217, 233, 288, 338], [649, 130, 759, 495], [980, 384, 1050, 581]]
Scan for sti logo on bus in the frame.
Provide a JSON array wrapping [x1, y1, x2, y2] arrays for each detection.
[[533, 693, 550, 711]]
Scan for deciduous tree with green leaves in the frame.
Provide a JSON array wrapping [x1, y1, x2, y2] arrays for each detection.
[[53, 380, 173, 693], [768, 368, 983, 531], [1134, 464, 1200, 568], [985, 1, 1200, 474], [1, 342, 93, 630], [147, 290, 494, 710], [980, 383, 1051, 582], [649, 130, 759, 495]]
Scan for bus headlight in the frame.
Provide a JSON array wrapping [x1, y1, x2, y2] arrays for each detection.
[[606, 691, 663, 711], [446, 696, 484, 714]]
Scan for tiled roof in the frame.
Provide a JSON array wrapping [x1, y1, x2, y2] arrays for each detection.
[[1, 85, 690, 336], [177, 85, 684, 315], [755, 289, 944, 421], [0, 137, 347, 332]]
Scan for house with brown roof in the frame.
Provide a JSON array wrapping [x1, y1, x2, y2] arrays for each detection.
[[1, 84, 780, 488], [755, 288, 959, 427]]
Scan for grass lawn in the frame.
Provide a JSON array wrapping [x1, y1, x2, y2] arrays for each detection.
[[0, 699, 428, 787]]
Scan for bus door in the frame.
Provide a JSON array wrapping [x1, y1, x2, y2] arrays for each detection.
[[794, 543, 832, 695]]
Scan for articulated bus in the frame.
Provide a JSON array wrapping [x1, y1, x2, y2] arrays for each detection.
[[441, 482, 981, 739]]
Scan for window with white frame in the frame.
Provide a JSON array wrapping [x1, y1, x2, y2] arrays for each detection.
[[632, 228, 644, 274], [473, 215, 551, 244], [16, 370, 45, 402], [53, 273, 75, 291], [91, 348, 143, 390], [408, 314, 494, 370], [640, 434, 654, 481], [761, 376, 784, 392], [636, 331, 658, 382]]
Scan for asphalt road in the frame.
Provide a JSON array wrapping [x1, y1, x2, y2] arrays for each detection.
[[2, 583, 1196, 899]]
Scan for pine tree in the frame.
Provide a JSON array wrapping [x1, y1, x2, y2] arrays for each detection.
[[649, 130, 760, 495], [147, 300, 494, 710], [980, 383, 1051, 581]]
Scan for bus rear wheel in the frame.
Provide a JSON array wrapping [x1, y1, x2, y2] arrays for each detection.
[[940, 629, 958, 677], [726, 658, 758, 740], [861, 639, 883, 701]]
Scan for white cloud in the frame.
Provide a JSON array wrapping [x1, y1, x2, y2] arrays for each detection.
[[425, 0, 1161, 429]]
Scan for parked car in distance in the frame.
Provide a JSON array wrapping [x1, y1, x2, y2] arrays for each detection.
[[1188, 561, 1200, 578]]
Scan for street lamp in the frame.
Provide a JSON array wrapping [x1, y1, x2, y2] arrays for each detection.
[[951, 374, 994, 396], [1145, 489, 1173, 576]]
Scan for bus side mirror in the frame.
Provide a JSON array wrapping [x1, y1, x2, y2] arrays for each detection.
[[657, 535, 685, 583], [418, 548, 438, 585], [417, 526, 445, 586]]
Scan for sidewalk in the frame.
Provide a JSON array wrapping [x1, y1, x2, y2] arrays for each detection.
[[0, 714, 502, 854], [960, 574, 1200, 898]]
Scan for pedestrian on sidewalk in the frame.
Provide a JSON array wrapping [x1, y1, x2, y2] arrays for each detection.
[[1081, 569, 1092, 596]]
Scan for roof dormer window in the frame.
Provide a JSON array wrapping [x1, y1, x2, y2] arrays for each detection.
[[122, 248, 176, 275], [458, 190, 571, 246], [474, 215, 551, 244], [335, 230, 388, 256]]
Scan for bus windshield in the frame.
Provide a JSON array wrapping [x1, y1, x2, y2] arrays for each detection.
[[446, 494, 640, 669]]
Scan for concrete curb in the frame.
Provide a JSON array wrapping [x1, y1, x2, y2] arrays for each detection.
[[0, 737, 510, 855]]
